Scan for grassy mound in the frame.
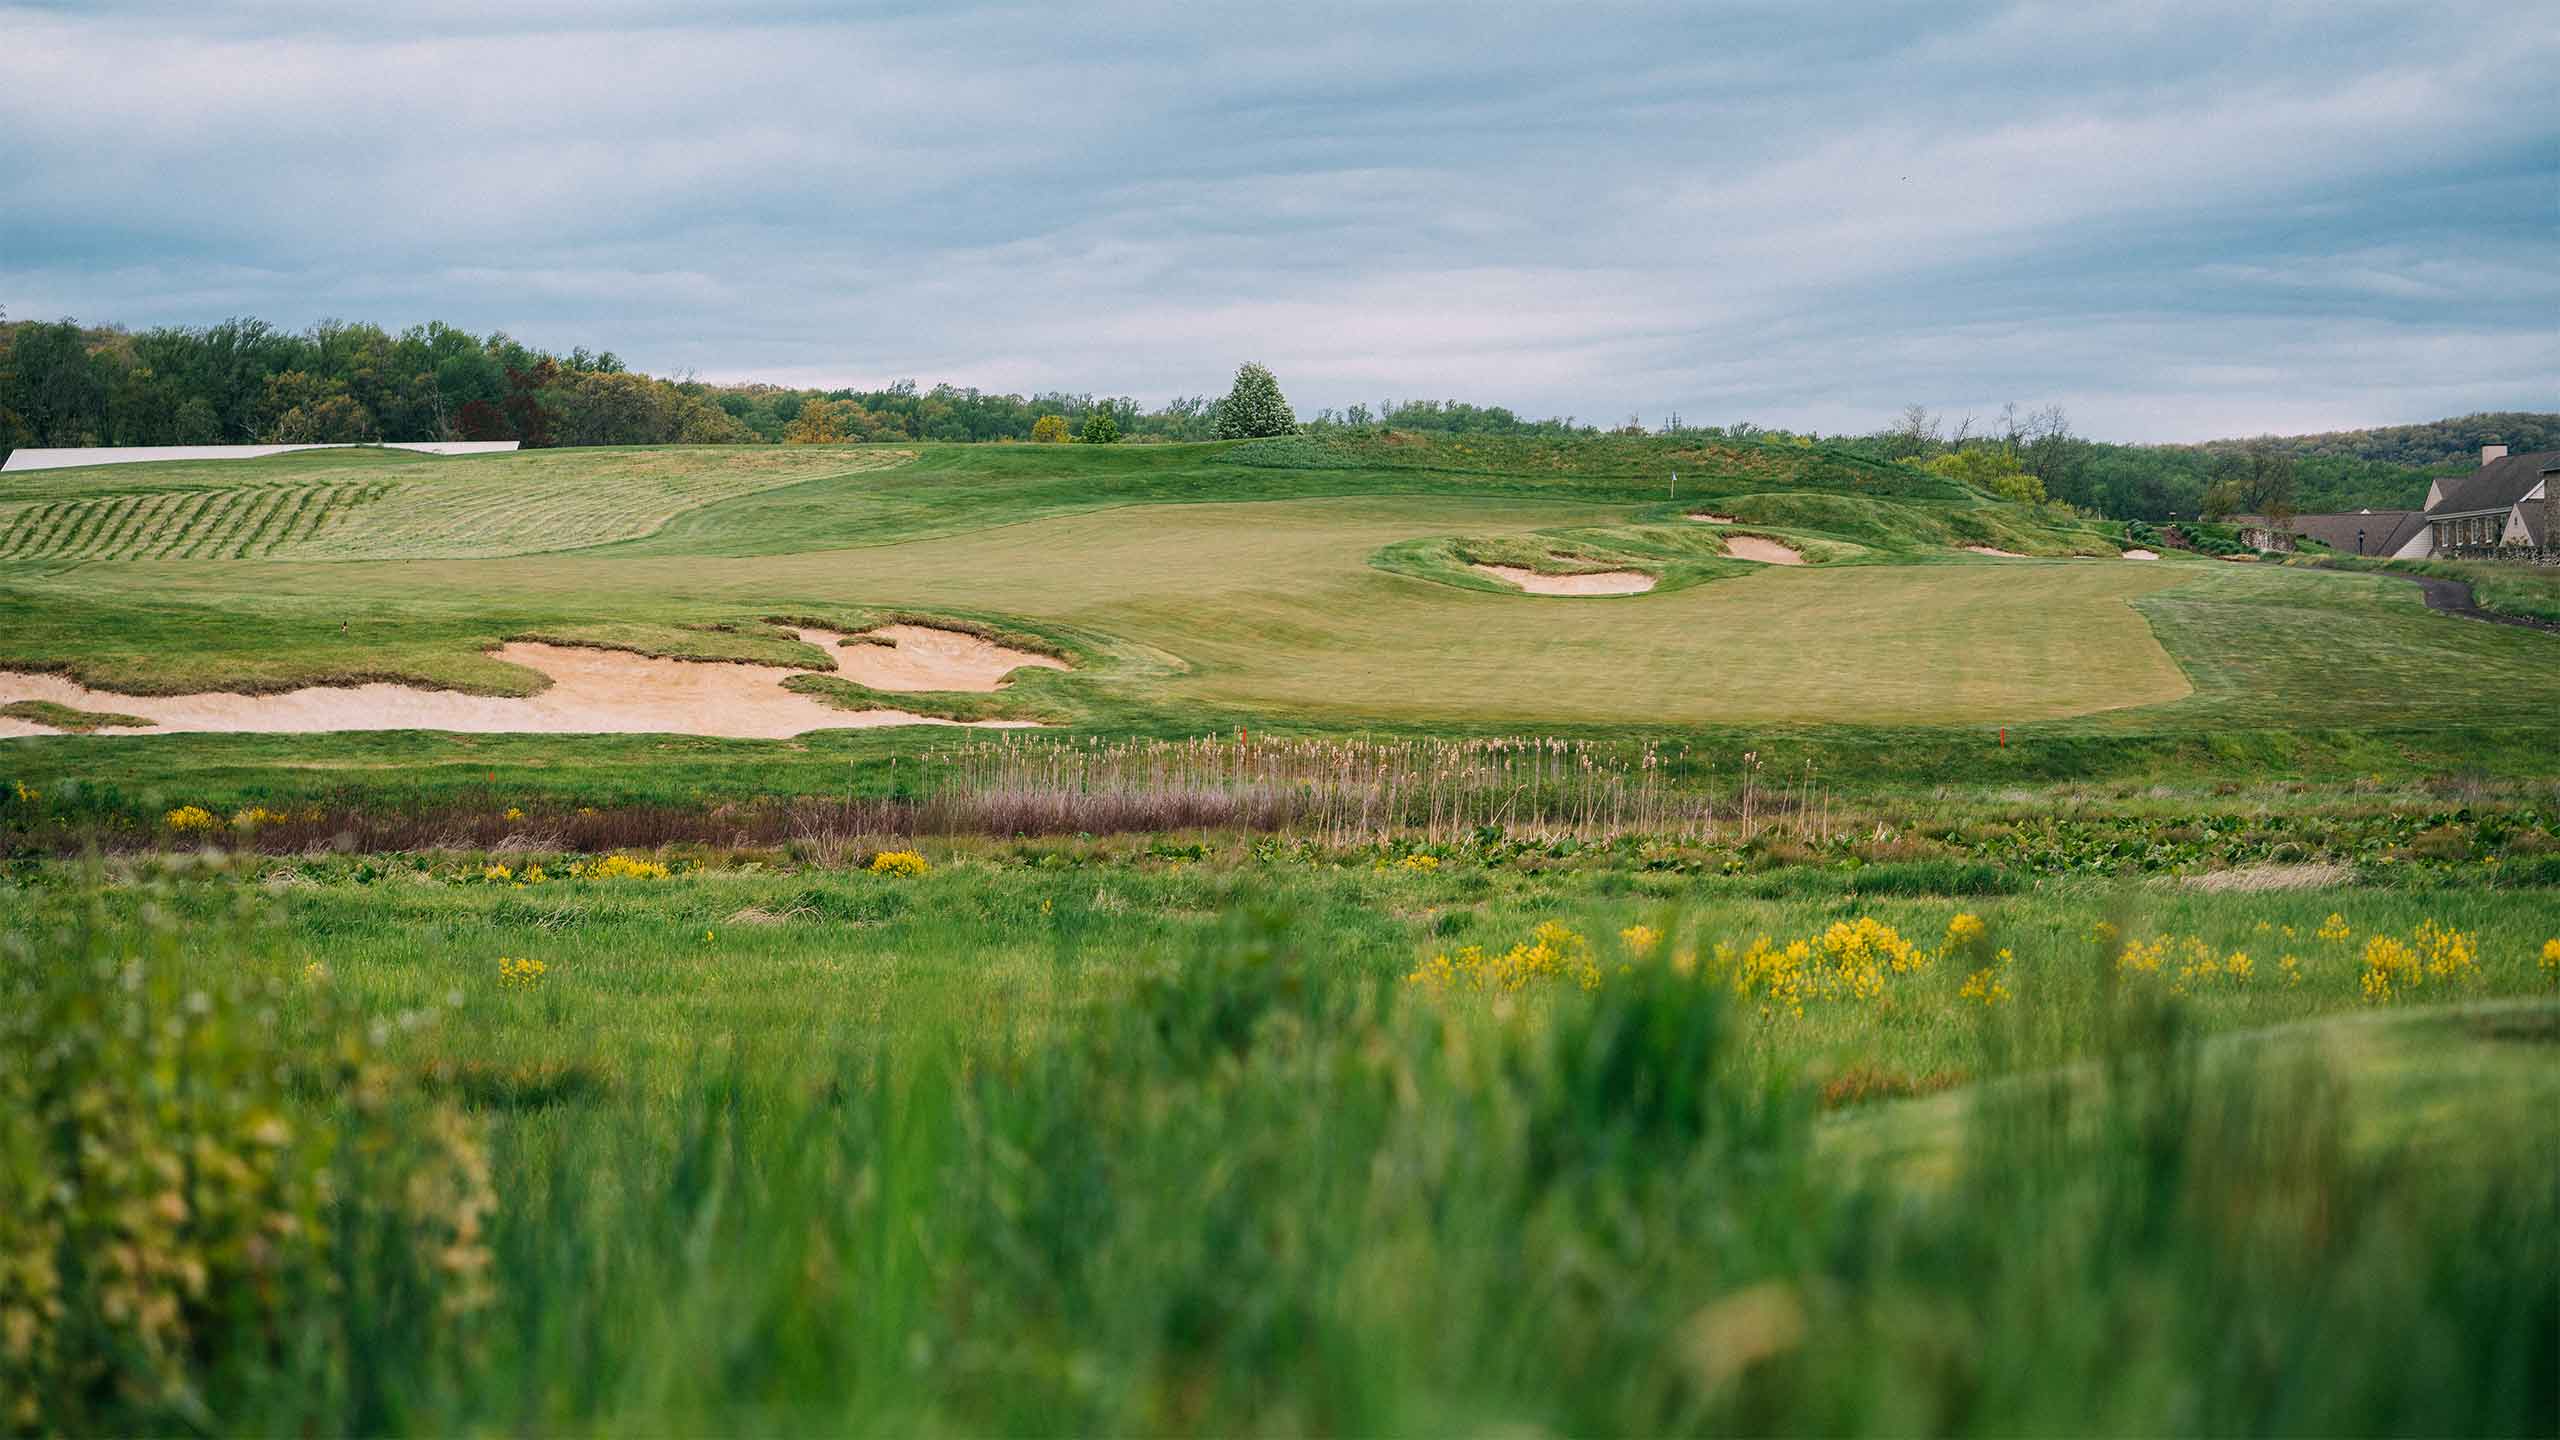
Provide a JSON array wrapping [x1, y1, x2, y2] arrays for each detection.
[[0, 698, 155, 732]]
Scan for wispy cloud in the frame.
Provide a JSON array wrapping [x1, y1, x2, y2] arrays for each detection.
[[3, 0, 2553, 440]]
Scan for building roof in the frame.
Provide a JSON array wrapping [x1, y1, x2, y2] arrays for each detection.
[[2271, 509, 2426, 556], [2428, 449, 2558, 516], [0, 441, 519, 473]]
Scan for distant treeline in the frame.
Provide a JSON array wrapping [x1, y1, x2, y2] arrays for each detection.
[[1828, 405, 2556, 520], [2, 313, 2544, 522], [0, 313, 1737, 462]]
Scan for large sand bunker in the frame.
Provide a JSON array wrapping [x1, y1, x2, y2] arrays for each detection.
[[0, 628, 1049, 740], [2122, 549, 2161, 560], [839, 624, 1068, 691], [1720, 536, 1805, 566], [1471, 563, 1656, 596]]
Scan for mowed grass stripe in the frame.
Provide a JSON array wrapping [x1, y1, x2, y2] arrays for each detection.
[[252, 481, 317, 548], [270, 447, 915, 559], [232, 488, 300, 559], [148, 491, 223, 559], [204, 490, 281, 560], [0, 501, 63, 558], [3, 447, 914, 563], [87, 491, 175, 559], [23, 501, 81, 557], [52, 498, 112, 557], [174, 492, 254, 561], [63, 496, 129, 558], [290, 484, 358, 548], [60, 497, 121, 558]]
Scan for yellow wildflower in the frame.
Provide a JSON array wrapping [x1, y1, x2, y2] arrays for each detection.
[[1619, 923, 1662, 956], [164, 804, 218, 833], [1943, 912, 1988, 955], [568, 853, 670, 881], [2354, 922, 2473, 1003], [2360, 935, 2417, 1003], [498, 956, 548, 988], [868, 849, 931, 878], [1406, 920, 1600, 993], [2316, 913, 2353, 944], [2411, 919, 2478, 982], [1958, 967, 2011, 1006]]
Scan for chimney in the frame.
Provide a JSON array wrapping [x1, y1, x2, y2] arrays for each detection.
[[2482, 443, 2508, 466]]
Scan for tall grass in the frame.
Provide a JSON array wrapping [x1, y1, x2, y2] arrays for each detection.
[[8, 893, 2553, 1433], [917, 733, 1814, 843]]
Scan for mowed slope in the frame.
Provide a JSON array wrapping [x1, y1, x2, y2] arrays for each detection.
[[0, 445, 910, 562]]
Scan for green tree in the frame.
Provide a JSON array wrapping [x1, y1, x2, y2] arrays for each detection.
[[1078, 405, 1122, 444], [267, 393, 380, 444], [1923, 445, 2045, 504], [784, 399, 854, 444], [1212, 362, 1296, 439], [2206, 445, 2298, 527], [1, 321, 107, 445]]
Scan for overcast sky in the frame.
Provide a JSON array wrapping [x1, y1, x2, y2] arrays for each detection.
[[3, 0, 2553, 441]]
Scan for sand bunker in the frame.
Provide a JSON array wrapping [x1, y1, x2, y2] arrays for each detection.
[[2122, 549, 2161, 560], [1964, 545, 2027, 558], [1686, 512, 1739, 524], [1720, 536, 1805, 566], [0, 629, 1047, 740], [838, 624, 1068, 692], [1471, 563, 1656, 596]]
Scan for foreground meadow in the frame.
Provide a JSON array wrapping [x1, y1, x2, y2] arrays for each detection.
[[6, 838, 2554, 1433]]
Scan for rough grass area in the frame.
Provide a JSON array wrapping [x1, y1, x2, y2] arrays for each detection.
[[779, 672, 1061, 723], [0, 698, 154, 731], [2299, 552, 2560, 624], [6, 855, 2554, 1432]]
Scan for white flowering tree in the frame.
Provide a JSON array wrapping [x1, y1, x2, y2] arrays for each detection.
[[1212, 362, 1298, 439]]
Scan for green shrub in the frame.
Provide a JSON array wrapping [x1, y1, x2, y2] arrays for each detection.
[[0, 898, 494, 1432]]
